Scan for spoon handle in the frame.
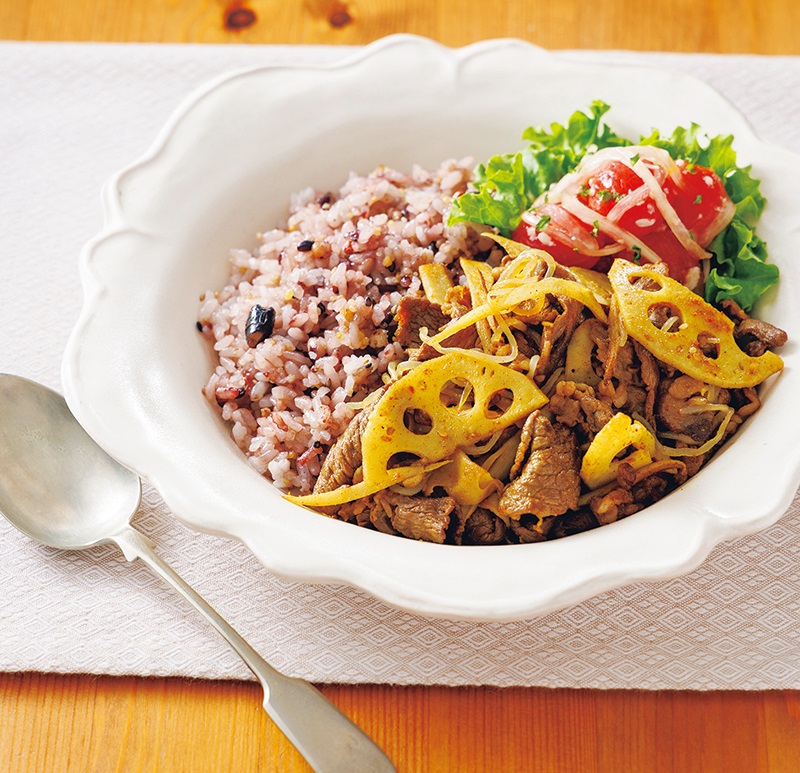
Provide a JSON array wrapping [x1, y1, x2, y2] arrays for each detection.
[[112, 525, 395, 773]]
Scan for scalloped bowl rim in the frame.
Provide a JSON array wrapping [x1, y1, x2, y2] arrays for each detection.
[[62, 35, 800, 621]]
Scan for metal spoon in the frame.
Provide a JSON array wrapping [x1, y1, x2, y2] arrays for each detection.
[[0, 373, 395, 773]]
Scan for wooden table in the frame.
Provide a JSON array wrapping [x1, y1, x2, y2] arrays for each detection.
[[3, 2, 800, 771]]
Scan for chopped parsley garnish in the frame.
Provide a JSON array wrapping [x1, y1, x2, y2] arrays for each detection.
[[596, 189, 623, 204]]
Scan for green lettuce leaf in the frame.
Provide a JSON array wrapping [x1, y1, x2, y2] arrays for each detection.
[[448, 103, 777, 312], [705, 220, 779, 311], [448, 101, 628, 234]]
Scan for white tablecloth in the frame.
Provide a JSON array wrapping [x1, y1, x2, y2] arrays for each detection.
[[2, 41, 799, 689]]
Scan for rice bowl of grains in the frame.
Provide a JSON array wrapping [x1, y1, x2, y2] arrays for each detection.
[[62, 35, 800, 620], [197, 161, 483, 495]]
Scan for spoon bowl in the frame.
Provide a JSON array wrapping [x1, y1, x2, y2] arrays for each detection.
[[0, 374, 140, 550], [0, 373, 394, 773]]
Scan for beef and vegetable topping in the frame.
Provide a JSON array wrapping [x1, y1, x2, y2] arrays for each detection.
[[287, 236, 786, 544]]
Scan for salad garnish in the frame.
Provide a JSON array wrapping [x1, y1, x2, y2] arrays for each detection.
[[448, 101, 778, 312]]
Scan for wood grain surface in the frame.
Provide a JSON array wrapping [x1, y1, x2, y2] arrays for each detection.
[[2, 0, 800, 53], [3, 1, 800, 771]]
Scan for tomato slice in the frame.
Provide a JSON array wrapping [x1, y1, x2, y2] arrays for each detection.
[[663, 161, 734, 246], [580, 160, 644, 215], [511, 205, 604, 270]]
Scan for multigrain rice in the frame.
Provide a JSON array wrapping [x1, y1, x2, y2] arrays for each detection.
[[198, 159, 488, 494]]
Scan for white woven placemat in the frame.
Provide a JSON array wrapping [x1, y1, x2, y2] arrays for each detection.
[[1, 41, 799, 689]]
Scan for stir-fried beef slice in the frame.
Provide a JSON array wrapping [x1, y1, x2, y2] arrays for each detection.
[[512, 329, 538, 361], [512, 292, 584, 381], [313, 399, 378, 495], [720, 298, 788, 357], [499, 412, 580, 520], [535, 295, 585, 382], [656, 375, 730, 443], [597, 338, 650, 414], [550, 380, 614, 443], [633, 340, 660, 427], [631, 474, 672, 507], [354, 497, 398, 536], [463, 507, 508, 545], [392, 296, 451, 349], [372, 490, 462, 544], [588, 311, 656, 420], [393, 289, 489, 360], [509, 410, 539, 481], [415, 324, 479, 361], [517, 302, 559, 327], [599, 295, 627, 386]]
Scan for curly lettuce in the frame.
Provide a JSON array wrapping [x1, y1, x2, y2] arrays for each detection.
[[448, 102, 777, 312], [449, 102, 627, 234]]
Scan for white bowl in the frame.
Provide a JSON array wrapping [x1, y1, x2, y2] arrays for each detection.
[[62, 35, 800, 621]]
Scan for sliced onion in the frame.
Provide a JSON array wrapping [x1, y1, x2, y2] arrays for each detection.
[[604, 183, 652, 223], [560, 195, 663, 264], [520, 208, 624, 257], [630, 157, 710, 262]]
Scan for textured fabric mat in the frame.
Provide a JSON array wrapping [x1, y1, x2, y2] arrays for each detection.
[[1, 41, 799, 689]]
